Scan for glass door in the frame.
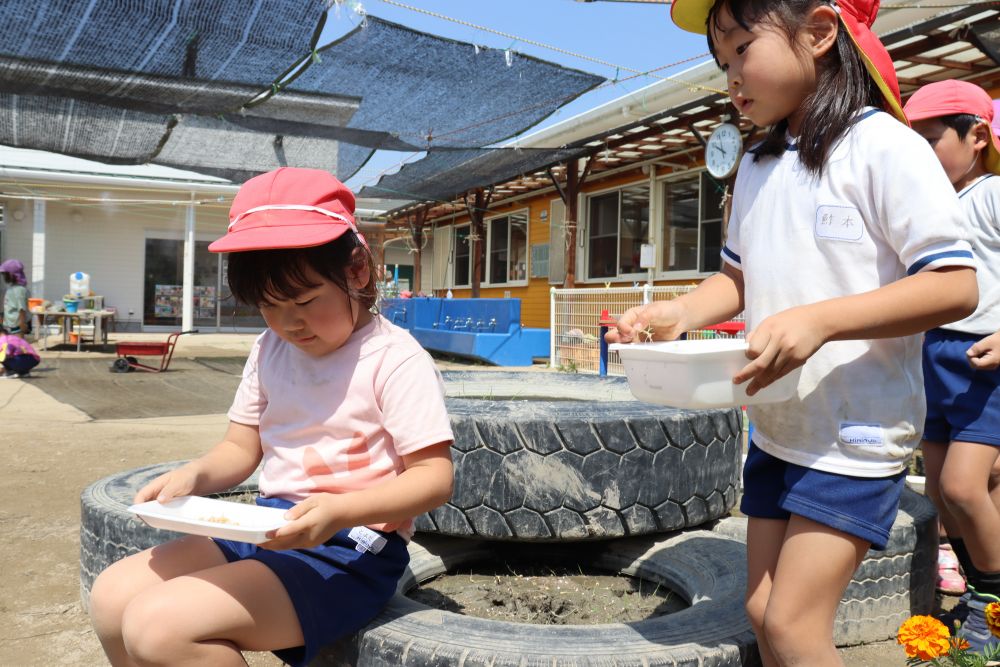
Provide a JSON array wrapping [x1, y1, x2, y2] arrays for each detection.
[[143, 238, 265, 330]]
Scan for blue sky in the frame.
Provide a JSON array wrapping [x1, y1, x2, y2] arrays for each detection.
[[315, 0, 711, 191]]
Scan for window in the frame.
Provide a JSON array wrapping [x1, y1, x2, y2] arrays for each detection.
[[486, 212, 528, 284], [586, 184, 649, 279], [660, 171, 723, 275], [453, 225, 471, 287]]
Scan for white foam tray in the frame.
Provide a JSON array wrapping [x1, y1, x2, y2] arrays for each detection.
[[129, 496, 288, 544]]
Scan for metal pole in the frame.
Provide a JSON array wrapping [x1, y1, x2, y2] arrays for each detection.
[[182, 193, 195, 332], [549, 286, 557, 368]]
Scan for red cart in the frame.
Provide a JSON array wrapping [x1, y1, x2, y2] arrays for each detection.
[[110, 330, 197, 373]]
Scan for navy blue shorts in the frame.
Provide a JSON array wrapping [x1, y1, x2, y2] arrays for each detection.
[[213, 497, 409, 667], [740, 442, 905, 550], [923, 328, 1000, 446]]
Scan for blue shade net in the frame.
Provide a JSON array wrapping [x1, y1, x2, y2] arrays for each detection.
[[293, 17, 605, 181], [0, 4, 604, 183]]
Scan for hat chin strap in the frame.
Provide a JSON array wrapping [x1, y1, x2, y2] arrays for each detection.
[[229, 204, 366, 248]]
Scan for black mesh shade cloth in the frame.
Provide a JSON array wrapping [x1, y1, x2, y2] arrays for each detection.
[[0, 4, 604, 183], [356, 146, 590, 204], [293, 17, 605, 180]]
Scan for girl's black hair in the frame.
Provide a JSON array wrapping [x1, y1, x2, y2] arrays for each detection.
[[707, 0, 884, 173], [939, 113, 981, 140], [225, 232, 379, 311]]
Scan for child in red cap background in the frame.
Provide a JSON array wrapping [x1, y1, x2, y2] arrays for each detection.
[[905, 79, 1000, 653], [608, 0, 979, 663], [88, 167, 454, 667]]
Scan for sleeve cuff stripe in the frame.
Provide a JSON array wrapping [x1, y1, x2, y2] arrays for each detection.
[[722, 246, 741, 264], [907, 250, 975, 276]]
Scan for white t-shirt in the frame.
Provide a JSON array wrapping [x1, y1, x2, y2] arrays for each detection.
[[944, 174, 1000, 335], [723, 109, 975, 477], [229, 315, 454, 538]]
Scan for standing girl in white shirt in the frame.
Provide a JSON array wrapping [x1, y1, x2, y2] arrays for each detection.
[[89, 168, 454, 667], [608, 0, 978, 664]]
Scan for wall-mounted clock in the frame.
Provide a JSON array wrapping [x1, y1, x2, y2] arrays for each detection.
[[705, 122, 743, 179]]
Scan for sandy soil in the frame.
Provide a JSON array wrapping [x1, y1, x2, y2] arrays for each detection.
[[0, 337, 928, 665]]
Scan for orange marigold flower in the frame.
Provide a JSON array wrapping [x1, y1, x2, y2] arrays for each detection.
[[985, 601, 1000, 639], [897, 615, 951, 661], [951, 636, 970, 651]]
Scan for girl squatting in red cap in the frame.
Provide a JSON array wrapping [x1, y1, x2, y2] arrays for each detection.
[[89, 168, 455, 667], [609, 0, 980, 664]]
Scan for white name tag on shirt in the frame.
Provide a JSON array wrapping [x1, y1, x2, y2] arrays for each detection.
[[815, 205, 864, 242], [839, 422, 884, 447], [348, 526, 387, 554]]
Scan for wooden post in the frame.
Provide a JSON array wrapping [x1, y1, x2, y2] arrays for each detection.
[[463, 188, 493, 298], [547, 157, 593, 288], [409, 208, 427, 294]]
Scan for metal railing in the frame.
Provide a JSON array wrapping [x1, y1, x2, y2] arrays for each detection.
[[550, 284, 744, 375]]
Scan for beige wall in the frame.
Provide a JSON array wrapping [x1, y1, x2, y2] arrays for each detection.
[[2, 184, 230, 326]]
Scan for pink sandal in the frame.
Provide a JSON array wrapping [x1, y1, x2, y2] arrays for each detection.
[[938, 545, 967, 595]]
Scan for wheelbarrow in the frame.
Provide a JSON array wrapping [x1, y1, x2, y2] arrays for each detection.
[[110, 330, 197, 373]]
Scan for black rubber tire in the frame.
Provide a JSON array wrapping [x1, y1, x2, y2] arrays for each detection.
[[126, 356, 139, 370], [313, 531, 760, 667], [709, 486, 937, 647], [110, 358, 131, 373], [79, 462, 258, 608], [428, 371, 744, 540]]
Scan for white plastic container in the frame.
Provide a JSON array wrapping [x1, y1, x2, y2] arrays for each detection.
[[69, 271, 90, 298], [610, 339, 802, 409]]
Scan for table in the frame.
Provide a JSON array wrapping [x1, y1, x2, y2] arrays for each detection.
[[37, 309, 115, 351]]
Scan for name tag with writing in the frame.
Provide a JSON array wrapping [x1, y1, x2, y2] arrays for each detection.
[[348, 526, 388, 554], [815, 205, 864, 242], [839, 422, 884, 447]]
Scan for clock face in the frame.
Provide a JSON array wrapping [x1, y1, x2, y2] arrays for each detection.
[[705, 123, 743, 179]]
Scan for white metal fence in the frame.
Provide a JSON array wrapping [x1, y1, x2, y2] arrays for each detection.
[[550, 285, 744, 375]]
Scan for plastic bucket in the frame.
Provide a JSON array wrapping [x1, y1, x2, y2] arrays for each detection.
[[63, 299, 79, 313]]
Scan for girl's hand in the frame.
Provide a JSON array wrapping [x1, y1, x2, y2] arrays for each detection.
[[735, 306, 827, 396], [262, 494, 343, 550], [968, 332, 1000, 371], [133, 463, 201, 504], [605, 301, 686, 344]]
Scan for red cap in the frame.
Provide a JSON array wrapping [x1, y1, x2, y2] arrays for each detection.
[[208, 168, 364, 253], [669, 0, 905, 123], [904, 80, 1000, 174]]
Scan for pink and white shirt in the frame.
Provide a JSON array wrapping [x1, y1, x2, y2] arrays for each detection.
[[229, 316, 453, 538]]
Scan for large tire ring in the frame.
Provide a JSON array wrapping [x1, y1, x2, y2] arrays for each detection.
[[434, 371, 743, 540], [710, 486, 937, 647], [314, 531, 760, 667], [79, 462, 259, 608]]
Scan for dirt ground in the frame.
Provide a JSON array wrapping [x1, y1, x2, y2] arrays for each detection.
[[0, 335, 937, 665]]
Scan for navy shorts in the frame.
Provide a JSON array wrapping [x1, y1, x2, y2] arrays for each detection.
[[740, 442, 905, 550], [923, 328, 1000, 446], [213, 497, 409, 667]]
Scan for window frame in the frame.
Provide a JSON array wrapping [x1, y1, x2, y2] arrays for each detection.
[[482, 209, 530, 287], [581, 183, 650, 283], [451, 223, 472, 288], [654, 168, 725, 280]]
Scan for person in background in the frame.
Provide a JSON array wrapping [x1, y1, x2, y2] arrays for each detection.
[[0, 259, 30, 335], [0, 331, 39, 378], [905, 79, 1000, 652]]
